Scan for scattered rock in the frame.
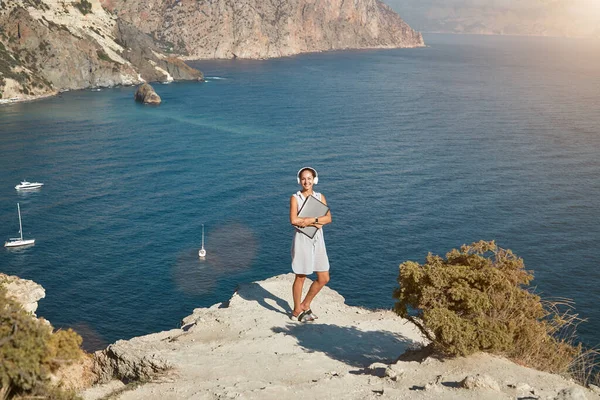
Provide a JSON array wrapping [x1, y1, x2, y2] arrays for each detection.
[[134, 83, 161, 104], [385, 366, 402, 381], [368, 362, 388, 378], [589, 385, 600, 395], [424, 375, 444, 392], [460, 374, 501, 391], [554, 387, 588, 400], [93, 340, 172, 383], [515, 382, 535, 394]]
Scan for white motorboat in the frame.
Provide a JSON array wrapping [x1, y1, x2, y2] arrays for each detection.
[[198, 224, 207, 258], [15, 181, 44, 190], [5, 203, 35, 248]]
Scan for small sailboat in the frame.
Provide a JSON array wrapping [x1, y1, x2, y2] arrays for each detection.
[[198, 224, 206, 258], [5, 203, 35, 248]]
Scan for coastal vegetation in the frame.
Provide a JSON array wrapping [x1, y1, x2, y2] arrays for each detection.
[[74, 0, 92, 15], [394, 240, 599, 386], [0, 286, 84, 399]]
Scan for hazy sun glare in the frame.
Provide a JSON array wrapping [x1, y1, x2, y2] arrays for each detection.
[[575, 0, 600, 17]]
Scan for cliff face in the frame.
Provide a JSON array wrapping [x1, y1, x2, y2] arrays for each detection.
[[0, 0, 202, 101], [0, 0, 421, 101], [1, 273, 596, 399], [105, 0, 425, 60]]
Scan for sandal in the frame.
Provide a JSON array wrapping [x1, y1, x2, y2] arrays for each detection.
[[290, 310, 315, 322], [306, 309, 318, 319], [299, 311, 316, 322]]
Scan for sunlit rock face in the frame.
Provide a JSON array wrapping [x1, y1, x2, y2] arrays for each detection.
[[0, 273, 45, 314], [105, 0, 425, 60], [0, 0, 202, 101], [134, 83, 161, 104]]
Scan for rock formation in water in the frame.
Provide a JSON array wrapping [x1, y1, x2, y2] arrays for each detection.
[[105, 0, 424, 60], [134, 82, 161, 104], [0, 0, 202, 102]]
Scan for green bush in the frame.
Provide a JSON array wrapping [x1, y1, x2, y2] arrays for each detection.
[[393, 240, 581, 375], [0, 286, 83, 399]]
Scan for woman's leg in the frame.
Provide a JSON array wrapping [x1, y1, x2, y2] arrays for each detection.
[[292, 274, 306, 316], [301, 271, 330, 311]]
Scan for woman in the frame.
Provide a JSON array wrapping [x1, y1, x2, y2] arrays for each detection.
[[289, 167, 332, 322]]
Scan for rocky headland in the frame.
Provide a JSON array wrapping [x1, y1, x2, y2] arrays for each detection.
[[0, 0, 202, 103], [3, 273, 599, 399], [107, 0, 425, 60], [0, 0, 423, 102]]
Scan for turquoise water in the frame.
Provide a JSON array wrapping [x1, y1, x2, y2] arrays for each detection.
[[1, 34, 599, 350]]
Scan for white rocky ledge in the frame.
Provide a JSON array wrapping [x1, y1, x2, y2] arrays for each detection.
[[0, 272, 45, 314], [83, 273, 598, 400]]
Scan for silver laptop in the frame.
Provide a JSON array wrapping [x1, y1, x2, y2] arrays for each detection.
[[296, 195, 330, 239]]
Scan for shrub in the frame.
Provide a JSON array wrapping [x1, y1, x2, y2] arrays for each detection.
[[393, 240, 582, 376], [0, 286, 84, 399], [74, 0, 92, 15]]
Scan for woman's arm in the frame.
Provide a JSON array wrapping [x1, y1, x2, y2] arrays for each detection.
[[290, 195, 317, 227], [313, 194, 332, 228]]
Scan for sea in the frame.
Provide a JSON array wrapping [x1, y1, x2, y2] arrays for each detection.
[[1, 33, 599, 351]]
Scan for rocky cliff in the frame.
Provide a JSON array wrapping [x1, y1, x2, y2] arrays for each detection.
[[0, 0, 422, 101], [2, 272, 597, 399], [0, 0, 202, 102], [82, 274, 598, 400], [103, 0, 425, 60]]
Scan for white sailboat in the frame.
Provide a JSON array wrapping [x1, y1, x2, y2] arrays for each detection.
[[198, 224, 206, 258], [5, 203, 35, 248]]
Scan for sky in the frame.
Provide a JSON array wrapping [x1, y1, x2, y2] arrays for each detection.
[[385, 0, 600, 38]]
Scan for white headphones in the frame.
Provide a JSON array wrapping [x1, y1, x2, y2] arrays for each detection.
[[297, 167, 319, 185]]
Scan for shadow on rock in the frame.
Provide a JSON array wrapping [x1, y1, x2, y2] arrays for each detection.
[[272, 324, 418, 367], [236, 282, 291, 316]]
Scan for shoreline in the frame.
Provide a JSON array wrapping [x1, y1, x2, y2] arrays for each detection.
[[0, 91, 58, 106]]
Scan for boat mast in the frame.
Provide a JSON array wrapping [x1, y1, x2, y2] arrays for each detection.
[[17, 203, 23, 240], [201, 224, 205, 249]]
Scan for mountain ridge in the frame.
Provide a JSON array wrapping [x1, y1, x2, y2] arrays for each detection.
[[107, 0, 424, 60]]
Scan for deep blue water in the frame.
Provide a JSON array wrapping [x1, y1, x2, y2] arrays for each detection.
[[1, 33, 599, 350]]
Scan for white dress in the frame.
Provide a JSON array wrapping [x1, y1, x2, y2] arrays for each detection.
[[291, 191, 330, 275]]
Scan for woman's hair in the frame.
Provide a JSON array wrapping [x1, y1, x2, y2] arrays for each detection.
[[297, 167, 319, 185], [298, 167, 316, 179]]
